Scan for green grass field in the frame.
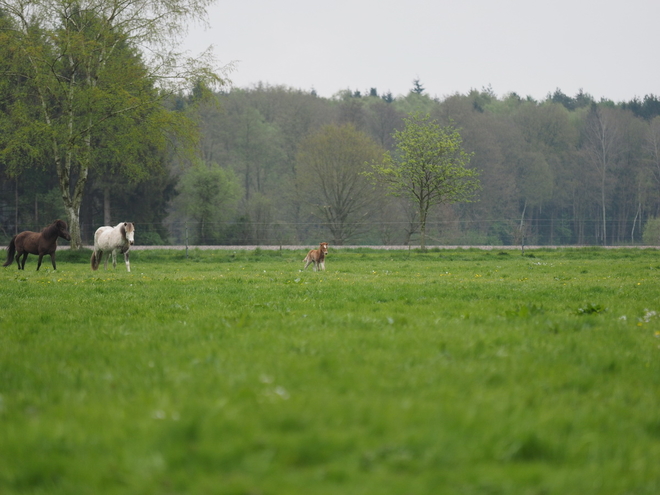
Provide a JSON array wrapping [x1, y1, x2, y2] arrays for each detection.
[[2, 247, 660, 494]]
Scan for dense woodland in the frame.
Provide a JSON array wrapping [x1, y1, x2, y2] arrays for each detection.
[[4, 80, 660, 246]]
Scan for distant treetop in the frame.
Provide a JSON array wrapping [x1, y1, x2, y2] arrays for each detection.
[[412, 78, 425, 95]]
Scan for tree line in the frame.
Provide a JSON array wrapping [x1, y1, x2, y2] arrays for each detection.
[[163, 84, 660, 246], [3, 3, 660, 248]]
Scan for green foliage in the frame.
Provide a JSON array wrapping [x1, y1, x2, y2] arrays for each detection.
[[170, 162, 241, 244], [411, 78, 425, 95], [8, 57, 660, 249], [368, 113, 480, 249], [0, 0, 226, 247], [622, 94, 660, 120], [576, 302, 608, 315], [642, 217, 660, 245], [136, 230, 167, 246], [297, 124, 384, 244], [505, 302, 544, 318], [2, 248, 660, 493], [54, 248, 94, 264], [392, 92, 436, 116]]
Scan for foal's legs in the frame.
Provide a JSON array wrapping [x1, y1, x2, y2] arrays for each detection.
[[111, 249, 117, 269], [124, 251, 131, 272]]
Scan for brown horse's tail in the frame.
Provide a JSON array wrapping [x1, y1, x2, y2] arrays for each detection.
[[90, 250, 100, 271], [3, 236, 16, 267]]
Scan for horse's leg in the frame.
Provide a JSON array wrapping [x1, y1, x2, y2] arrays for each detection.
[[124, 250, 131, 272], [19, 252, 28, 270], [112, 249, 117, 269], [36, 254, 44, 271], [50, 253, 57, 270], [320, 260, 325, 271], [103, 251, 109, 270], [304, 250, 316, 270]]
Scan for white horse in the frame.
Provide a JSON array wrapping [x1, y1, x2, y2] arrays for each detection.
[[90, 222, 135, 272]]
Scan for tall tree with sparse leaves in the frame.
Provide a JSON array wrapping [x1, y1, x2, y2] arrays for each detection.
[[583, 105, 621, 246], [297, 124, 383, 245]]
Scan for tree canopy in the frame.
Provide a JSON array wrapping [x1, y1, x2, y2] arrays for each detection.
[[296, 124, 384, 245], [4, 71, 660, 247], [368, 113, 480, 249], [0, 0, 227, 247]]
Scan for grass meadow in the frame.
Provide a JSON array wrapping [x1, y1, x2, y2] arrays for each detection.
[[1, 246, 660, 494]]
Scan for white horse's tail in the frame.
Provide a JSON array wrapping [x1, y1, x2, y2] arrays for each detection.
[[90, 250, 101, 271]]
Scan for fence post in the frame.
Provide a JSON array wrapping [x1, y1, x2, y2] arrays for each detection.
[[185, 222, 189, 259]]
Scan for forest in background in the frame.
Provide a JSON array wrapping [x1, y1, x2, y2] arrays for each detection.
[[3, 81, 660, 247]]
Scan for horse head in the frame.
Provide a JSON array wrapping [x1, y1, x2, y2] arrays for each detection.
[[122, 222, 135, 245], [55, 220, 72, 241], [320, 242, 329, 256]]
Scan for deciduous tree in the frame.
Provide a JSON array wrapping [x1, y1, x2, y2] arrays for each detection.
[[170, 162, 241, 244], [583, 105, 621, 245], [0, 0, 227, 247], [297, 124, 383, 245], [368, 113, 480, 249]]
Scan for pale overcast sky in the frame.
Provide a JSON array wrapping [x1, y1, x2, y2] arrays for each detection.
[[182, 0, 660, 102]]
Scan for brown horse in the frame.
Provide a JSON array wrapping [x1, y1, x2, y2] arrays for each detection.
[[303, 242, 329, 271], [3, 220, 72, 270]]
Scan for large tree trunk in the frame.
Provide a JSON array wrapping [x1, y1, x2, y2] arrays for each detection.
[[419, 197, 430, 250], [61, 186, 86, 249], [420, 209, 427, 251], [64, 204, 83, 249], [57, 153, 89, 249]]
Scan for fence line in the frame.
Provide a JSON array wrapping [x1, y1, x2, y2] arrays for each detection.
[[0, 218, 654, 247], [57, 244, 660, 251]]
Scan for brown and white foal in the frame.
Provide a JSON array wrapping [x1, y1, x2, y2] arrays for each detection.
[[303, 242, 329, 271]]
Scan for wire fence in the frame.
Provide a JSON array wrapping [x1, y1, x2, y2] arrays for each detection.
[[0, 218, 655, 248]]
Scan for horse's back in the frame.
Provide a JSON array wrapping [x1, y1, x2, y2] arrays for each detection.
[[15, 231, 36, 243], [94, 226, 113, 246], [14, 231, 41, 254], [95, 226, 112, 237]]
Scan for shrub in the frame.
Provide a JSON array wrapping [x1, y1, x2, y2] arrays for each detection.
[[642, 217, 660, 245]]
